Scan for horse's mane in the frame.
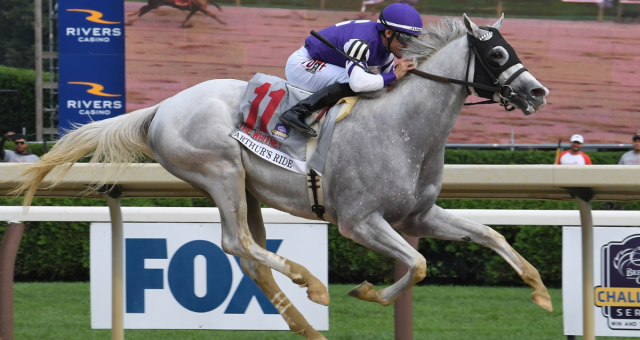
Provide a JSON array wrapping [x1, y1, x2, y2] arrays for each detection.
[[360, 17, 467, 99]]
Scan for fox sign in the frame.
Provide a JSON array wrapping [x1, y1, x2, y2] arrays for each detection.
[[90, 223, 329, 330]]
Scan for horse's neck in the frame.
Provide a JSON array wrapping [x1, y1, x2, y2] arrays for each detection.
[[401, 36, 470, 151]]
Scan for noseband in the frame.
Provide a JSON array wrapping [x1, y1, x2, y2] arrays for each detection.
[[408, 28, 528, 111]]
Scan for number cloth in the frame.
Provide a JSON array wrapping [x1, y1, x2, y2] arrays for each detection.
[[230, 73, 348, 175]]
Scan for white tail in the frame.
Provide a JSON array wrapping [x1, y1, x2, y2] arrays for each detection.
[[12, 104, 161, 206]]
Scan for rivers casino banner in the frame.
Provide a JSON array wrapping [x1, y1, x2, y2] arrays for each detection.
[[563, 227, 640, 337], [58, 0, 125, 135]]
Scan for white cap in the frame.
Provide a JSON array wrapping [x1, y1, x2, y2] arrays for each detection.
[[570, 134, 584, 144]]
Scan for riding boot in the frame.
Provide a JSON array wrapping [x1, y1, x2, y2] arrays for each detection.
[[280, 82, 356, 138]]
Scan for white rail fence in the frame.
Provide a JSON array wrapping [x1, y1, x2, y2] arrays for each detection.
[[3, 206, 640, 225], [3, 163, 640, 340]]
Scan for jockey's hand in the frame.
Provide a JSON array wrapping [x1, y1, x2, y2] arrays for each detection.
[[394, 60, 415, 80]]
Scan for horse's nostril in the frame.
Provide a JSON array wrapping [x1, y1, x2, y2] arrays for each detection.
[[531, 88, 545, 97]]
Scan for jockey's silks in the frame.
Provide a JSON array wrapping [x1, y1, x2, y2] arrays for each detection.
[[304, 21, 394, 74]]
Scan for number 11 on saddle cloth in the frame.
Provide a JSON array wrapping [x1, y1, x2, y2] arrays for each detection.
[[229, 73, 358, 176]]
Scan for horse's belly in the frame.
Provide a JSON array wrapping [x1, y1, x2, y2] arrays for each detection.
[[242, 149, 322, 221]]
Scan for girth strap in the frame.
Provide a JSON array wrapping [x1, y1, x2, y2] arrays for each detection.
[[305, 109, 327, 221], [308, 169, 325, 220]]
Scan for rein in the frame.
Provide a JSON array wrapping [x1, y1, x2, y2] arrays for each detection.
[[309, 29, 529, 111], [408, 43, 528, 111]]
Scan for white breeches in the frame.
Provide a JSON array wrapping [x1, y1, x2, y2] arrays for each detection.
[[285, 46, 350, 93]]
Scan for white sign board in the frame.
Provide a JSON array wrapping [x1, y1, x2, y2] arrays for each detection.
[[563, 227, 640, 337], [91, 223, 328, 330]]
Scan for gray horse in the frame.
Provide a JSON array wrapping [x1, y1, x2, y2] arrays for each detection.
[[16, 15, 550, 339]]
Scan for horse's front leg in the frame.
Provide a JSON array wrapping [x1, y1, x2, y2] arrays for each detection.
[[398, 205, 553, 312], [340, 213, 426, 306], [181, 9, 197, 27]]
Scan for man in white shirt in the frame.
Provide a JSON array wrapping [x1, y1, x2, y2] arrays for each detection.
[[557, 134, 592, 165], [619, 134, 640, 165]]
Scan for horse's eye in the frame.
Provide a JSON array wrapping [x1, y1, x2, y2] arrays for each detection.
[[486, 46, 510, 68]]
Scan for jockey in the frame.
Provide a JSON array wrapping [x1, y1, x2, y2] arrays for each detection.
[[280, 3, 422, 137]]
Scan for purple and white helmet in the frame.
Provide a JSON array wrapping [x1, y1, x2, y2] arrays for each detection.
[[376, 3, 423, 36]]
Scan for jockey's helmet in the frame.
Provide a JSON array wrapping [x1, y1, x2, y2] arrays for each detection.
[[376, 3, 423, 39]]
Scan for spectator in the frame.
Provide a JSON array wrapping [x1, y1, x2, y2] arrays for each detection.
[[557, 134, 592, 165], [619, 134, 640, 165], [0, 132, 39, 163]]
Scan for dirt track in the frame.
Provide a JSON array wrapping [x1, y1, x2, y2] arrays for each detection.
[[125, 3, 640, 144]]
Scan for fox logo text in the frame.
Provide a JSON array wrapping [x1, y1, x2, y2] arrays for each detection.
[[90, 223, 328, 330]]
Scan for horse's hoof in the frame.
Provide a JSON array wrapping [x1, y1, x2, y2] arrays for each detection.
[[348, 281, 379, 303], [532, 291, 553, 312], [306, 284, 329, 306], [302, 327, 327, 340], [125, 22, 133, 26], [181, 23, 193, 28]]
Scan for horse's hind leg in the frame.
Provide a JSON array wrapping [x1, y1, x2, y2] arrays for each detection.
[[398, 205, 553, 312], [199, 6, 227, 25], [241, 191, 325, 340], [190, 159, 329, 307], [126, 5, 153, 25], [339, 213, 426, 306]]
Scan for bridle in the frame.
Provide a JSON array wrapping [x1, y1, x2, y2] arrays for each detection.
[[408, 30, 528, 111]]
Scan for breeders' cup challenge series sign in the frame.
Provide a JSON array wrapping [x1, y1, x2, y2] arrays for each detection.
[[563, 227, 640, 337], [58, 0, 125, 135]]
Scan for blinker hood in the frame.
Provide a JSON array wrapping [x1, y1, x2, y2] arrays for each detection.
[[468, 27, 522, 99]]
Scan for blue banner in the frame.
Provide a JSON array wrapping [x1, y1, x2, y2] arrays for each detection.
[[58, 0, 125, 135]]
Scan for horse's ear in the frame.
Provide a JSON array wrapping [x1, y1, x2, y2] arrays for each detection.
[[492, 13, 504, 30], [463, 14, 481, 38]]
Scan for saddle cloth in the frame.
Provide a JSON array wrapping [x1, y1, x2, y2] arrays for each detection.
[[229, 73, 357, 176]]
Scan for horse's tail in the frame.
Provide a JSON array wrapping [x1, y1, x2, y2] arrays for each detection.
[[12, 103, 161, 207]]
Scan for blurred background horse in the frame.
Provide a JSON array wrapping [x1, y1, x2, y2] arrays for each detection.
[[126, 0, 225, 27]]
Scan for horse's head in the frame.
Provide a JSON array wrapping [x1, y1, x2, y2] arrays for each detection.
[[463, 14, 549, 115]]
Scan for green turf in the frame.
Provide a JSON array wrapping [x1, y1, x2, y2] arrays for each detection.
[[11, 282, 633, 339]]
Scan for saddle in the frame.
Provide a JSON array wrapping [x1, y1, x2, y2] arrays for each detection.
[[229, 73, 359, 220]]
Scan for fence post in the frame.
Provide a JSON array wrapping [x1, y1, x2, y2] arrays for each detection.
[[106, 191, 124, 340], [0, 222, 25, 340], [394, 235, 420, 340], [564, 187, 595, 340], [577, 197, 594, 340]]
